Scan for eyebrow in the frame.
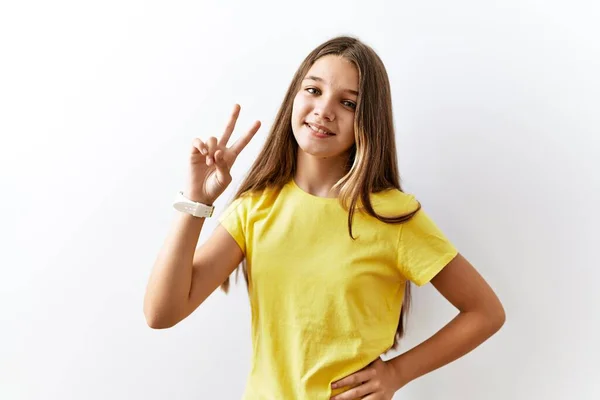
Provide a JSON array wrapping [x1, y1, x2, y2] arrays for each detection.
[[303, 75, 359, 96]]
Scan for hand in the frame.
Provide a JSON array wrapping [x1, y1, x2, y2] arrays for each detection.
[[330, 358, 401, 400], [186, 104, 261, 204]]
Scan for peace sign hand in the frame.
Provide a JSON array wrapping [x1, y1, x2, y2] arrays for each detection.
[[186, 104, 261, 204]]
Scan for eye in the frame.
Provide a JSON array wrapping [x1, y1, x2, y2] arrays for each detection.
[[305, 87, 356, 110], [343, 100, 357, 109]]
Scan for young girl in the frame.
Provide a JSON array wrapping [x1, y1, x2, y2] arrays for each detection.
[[144, 36, 506, 399]]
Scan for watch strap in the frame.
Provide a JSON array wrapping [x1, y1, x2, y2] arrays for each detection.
[[172, 191, 215, 218]]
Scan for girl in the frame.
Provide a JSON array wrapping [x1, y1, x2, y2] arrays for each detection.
[[144, 36, 506, 399]]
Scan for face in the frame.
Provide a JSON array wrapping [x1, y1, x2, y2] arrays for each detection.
[[291, 55, 359, 159]]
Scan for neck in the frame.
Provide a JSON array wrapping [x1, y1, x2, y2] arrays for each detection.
[[294, 150, 350, 198]]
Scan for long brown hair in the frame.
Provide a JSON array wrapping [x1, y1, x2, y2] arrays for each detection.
[[221, 35, 421, 348]]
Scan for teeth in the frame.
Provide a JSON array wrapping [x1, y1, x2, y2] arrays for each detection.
[[307, 123, 332, 135]]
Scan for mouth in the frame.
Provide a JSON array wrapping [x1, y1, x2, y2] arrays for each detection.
[[305, 122, 336, 136]]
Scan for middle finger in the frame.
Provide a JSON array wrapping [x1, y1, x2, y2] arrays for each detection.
[[331, 382, 374, 400]]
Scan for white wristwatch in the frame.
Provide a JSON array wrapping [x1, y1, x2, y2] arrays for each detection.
[[172, 191, 215, 218]]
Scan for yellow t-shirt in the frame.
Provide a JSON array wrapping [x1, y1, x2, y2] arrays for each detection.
[[218, 178, 457, 399]]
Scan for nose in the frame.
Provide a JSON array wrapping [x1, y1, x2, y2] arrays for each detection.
[[313, 96, 336, 121]]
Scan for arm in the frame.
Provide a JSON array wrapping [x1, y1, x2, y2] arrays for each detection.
[[143, 104, 259, 329], [330, 252, 505, 399], [143, 213, 244, 329], [388, 252, 506, 387]]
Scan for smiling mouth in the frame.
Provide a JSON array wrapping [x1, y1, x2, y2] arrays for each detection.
[[305, 123, 335, 136]]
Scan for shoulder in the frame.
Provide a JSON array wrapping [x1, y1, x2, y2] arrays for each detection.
[[369, 188, 420, 217]]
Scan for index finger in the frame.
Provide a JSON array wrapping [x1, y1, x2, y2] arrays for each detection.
[[331, 367, 373, 389], [218, 104, 241, 147], [230, 120, 261, 155]]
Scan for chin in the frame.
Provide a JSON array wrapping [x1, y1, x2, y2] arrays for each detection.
[[296, 141, 348, 159], [296, 141, 331, 158]]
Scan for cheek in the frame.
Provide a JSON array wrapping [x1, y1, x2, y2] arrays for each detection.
[[342, 119, 356, 140], [293, 94, 312, 116], [291, 96, 303, 123], [291, 96, 307, 137]]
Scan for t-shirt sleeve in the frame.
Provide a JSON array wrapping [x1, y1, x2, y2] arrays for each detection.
[[396, 200, 458, 286], [217, 196, 248, 255]]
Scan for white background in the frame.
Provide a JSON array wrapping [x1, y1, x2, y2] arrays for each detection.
[[1, 1, 598, 399]]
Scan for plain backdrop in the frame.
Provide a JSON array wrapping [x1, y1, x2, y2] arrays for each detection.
[[1, 1, 599, 399]]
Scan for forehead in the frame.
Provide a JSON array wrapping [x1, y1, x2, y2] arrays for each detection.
[[305, 55, 359, 91]]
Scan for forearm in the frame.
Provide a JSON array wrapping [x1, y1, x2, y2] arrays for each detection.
[[389, 310, 505, 388], [143, 212, 206, 327]]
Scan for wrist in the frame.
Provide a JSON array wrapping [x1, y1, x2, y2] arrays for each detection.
[[386, 355, 413, 391], [183, 190, 214, 205]]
